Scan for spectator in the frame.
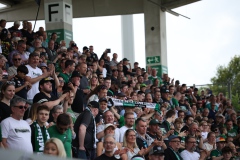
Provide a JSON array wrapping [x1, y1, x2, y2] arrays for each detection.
[[45, 39, 57, 62], [95, 135, 127, 160], [0, 54, 9, 80], [30, 105, 50, 153], [221, 146, 233, 160], [58, 59, 75, 83], [119, 112, 135, 143], [202, 132, 216, 151], [96, 110, 120, 142], [49, 105, 63, 125], [32, 77, 68, 110], [8, 53, 22, 76], [180, 136, 200, 160], [89, 74, 99, 91], [1, 97, 32, 153], [164, 135, 183, 160], [110, 53, 118, 69], [25, 52, 50, 101], [160, 109, 176, 136], [123, 129, 146, 159], [122, 58, 132, 76], [0, 81, 15, 122], [50, 32, 59, 51], [48, 113, 72, 158], [56, 76, 64, 98], [1, 29, 13, 59], [87, 84, 108, 103], [226, 120, 238, 137], [8, 21, 21, 37], [43, 138, 66, 158], [210, 136, 226, 160], [12, 65, 31, 99], [73, 101, 99, 159], [181, 115, 194, 132], [148, 145, 165, 160]]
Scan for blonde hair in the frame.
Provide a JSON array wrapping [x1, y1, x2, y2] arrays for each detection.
[[123, 129, 138, 148], [44, 138, 66, 158]]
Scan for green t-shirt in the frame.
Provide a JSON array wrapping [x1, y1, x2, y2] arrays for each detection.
[[67, 108, 77, 124], [58, 72, 71, 83], [148, 76, 162, 86], [48, 125, 72, 158], [205, 103, 218, 111], [172, 97, 179, 107], [210, 149, 222, 158], [227, 128, 238, 137]]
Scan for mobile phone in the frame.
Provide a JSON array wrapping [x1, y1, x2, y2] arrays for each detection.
[[106, 48, 111, 53]]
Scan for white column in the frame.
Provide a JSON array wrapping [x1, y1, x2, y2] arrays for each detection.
[[121, 15, 135, 64], [143, 0, 168, 77]]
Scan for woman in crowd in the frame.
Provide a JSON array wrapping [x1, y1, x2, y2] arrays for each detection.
[[200, 121, 210, 142], [122, 129, 146, 159], [43, 138, 66, 158], [57, 76, 64, 98], [0, 55, 9, 81], [89, 74, 99, 91], [0, 81, 15, 122], [203, 132, 216, 151]]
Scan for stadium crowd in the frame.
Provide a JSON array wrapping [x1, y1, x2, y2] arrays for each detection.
[[0, 19, 240, 160]]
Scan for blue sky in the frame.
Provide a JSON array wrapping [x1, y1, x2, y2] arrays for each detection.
[[5, 0, 240, 86]]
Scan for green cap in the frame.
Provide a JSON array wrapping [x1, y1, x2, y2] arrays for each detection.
[[149, 119, 161, 125]]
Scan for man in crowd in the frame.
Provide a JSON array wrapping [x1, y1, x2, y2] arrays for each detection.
[[25, 52, 50, 101], [58, 59, 75, 83], [48, 113, 72, 158], [210, 136, 226, 160], [149, 146, 165, 160], [1, 98, 33, 153], [180, 136, 200, 159], [30, 105, 50, 154], [164, 135, 183, 160], [119, 111, 135, 142], [73, 101, 99, 159]]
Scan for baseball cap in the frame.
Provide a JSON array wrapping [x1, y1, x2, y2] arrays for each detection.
[[122, 58, 129, 61], [83, 46, 88, 51], [160, 85, 169, 93], [175, 80, 180, 84], [71, 71, 82, 79], [168, 135, 181, 142], [104, 123, 115, 131], [39, 77, 54, 86], [99, 97, 108, 103], [140, 84, 147, 88], [71, 43, 77, 47], [88, 101, 99, 109], [149, 146, 164, 155], [216, 136, 226, 143], [149, 119, 161, 125], [39, 63, 48, 69]]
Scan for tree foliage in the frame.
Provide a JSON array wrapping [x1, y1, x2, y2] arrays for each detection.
[[210, 55, 240, 109]]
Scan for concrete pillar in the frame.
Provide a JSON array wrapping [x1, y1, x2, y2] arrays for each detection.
[[44, 0, 73, 45], [143, 0, 168, 77], [121, 15, 135, 64]]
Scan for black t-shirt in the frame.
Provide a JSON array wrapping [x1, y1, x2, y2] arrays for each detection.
[[180, 125, 189, 132], [123, 65, 130, 75], [0, 101, 11, 122], [136, 137, 150, 160], [33, 92, 58, 122], [12, 76, 28, 99], [95, 111, 104, 124], [73, 109, 95, 150], [94, 154, 121, 160], [71, 88, 84, 113]]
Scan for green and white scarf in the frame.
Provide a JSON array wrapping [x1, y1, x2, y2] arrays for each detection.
[[33, 121, 50, 154], [110, 97, 160, 111]]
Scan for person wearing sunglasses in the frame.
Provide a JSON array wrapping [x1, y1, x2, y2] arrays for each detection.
[[1, 97, 33, 153], [8, 53, 22, 76], [180, 136, 200, 160]]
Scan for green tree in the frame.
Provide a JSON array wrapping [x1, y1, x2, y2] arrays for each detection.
[[210, 55, 240, 109]]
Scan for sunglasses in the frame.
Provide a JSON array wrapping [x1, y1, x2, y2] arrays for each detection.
[[14, 58, 21, 61], [5, 81, 15, 85], [59, 80, 65, 83], [15, 106, 28, 110]]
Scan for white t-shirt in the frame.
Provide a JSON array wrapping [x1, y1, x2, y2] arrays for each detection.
[[203, 142, 214, 151], [26, 64, 42, 99], [201, 131, 208, 140], [180, 150, 200, 160], [119, 126, 133, 143], [1, 117, 33, 153], [96, 124, 120, 142]]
